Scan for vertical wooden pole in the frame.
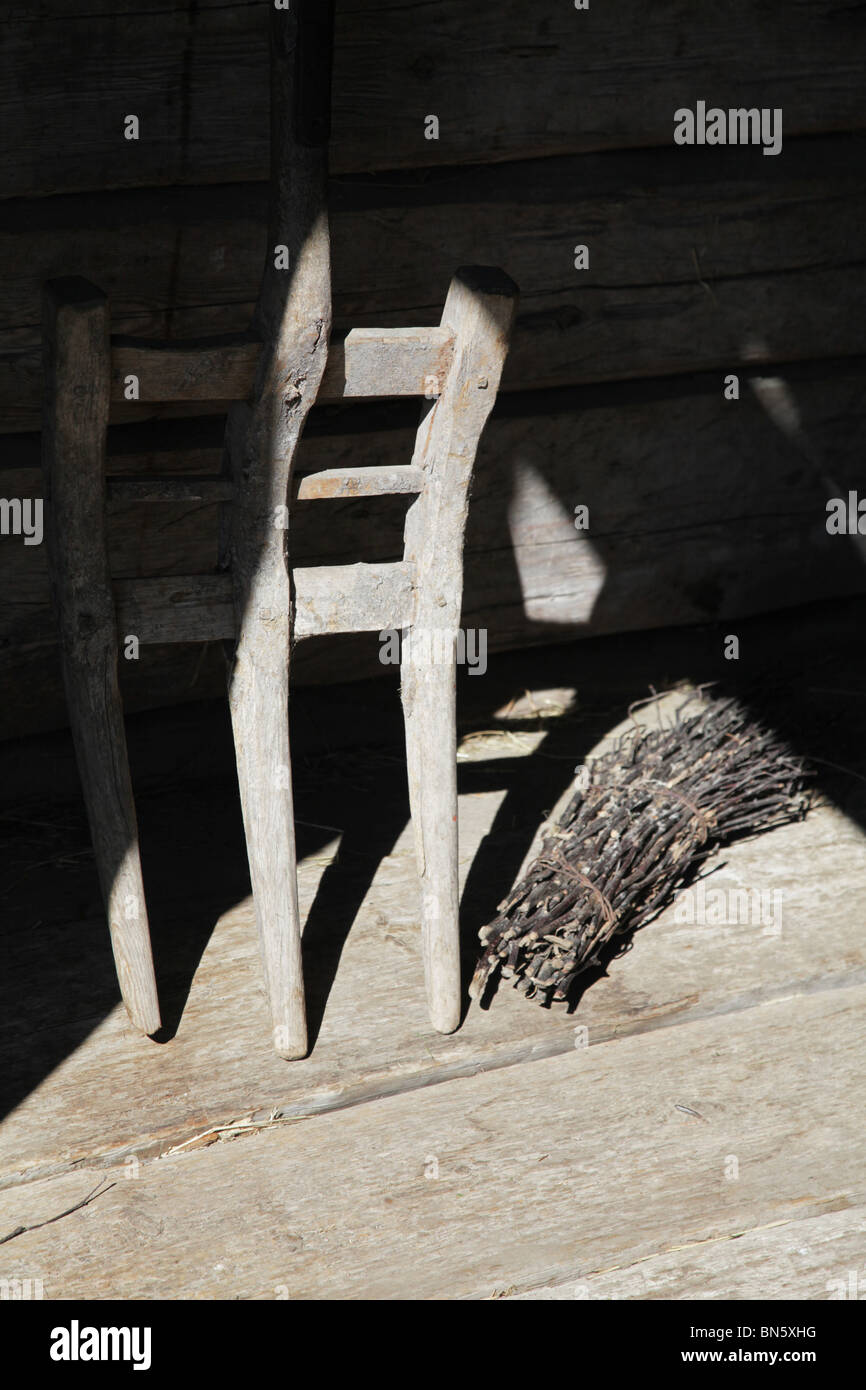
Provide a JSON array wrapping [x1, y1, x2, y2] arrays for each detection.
[[401, 267, 518, 1033], [42, 277, 161, 1035], [225, 2, 334, 1058]]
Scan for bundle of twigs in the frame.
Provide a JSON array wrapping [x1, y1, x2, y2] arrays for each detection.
[[470, 694, 811, 1004]]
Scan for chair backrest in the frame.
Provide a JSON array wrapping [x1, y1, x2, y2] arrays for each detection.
[[47, 269, 517, 652]]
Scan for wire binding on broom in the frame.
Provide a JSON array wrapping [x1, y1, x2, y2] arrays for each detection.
[[470, 694, 811, 1005]]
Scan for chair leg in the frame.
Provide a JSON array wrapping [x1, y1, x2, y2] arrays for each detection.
[[228, 618, 306, 1060], [42, 278, 160, 1036], [224, 405, 308, 1061], [401, 267, 519, 1034], [222, 6, 333, 1059], [400, 638, 461, 1033]]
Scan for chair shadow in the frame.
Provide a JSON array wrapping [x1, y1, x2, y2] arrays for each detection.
[[298, 746, 411, 1050], [1, 593, 864, 1122], [297, 707, 590, 1048]]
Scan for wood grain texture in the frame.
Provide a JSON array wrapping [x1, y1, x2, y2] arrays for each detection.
[[2, 1, 864, 198], [293, 562, 416, 640], [111, 564, 418, 645], [109, 326, 454, 405], [40, 279, 160, 1036], [3, 135, 865, 431], [503, 1206, 866, 1301], [401, 268, 518, 1032], [0, 985, 863, 1298], [295, 465, 424, 499], [114, 575, 236, 645]]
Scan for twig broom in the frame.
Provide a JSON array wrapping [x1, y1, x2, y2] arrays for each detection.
[[470, 693, 811, 1005]]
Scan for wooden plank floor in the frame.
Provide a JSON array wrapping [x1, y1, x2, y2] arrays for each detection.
[[1, 987, 863, 1300], [1, 615, 864, 1298]]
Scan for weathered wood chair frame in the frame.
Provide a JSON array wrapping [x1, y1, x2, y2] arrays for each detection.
[[41, 5, 517, 1058]]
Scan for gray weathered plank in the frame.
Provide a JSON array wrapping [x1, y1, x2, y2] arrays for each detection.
[[503, 1206, 866, 1301], [0, 984, 863, 1298], [294, 562, 417, 640], [295, 465, 424, 499]]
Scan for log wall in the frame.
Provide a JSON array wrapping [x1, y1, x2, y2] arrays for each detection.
[[2, 1, 865, 737]]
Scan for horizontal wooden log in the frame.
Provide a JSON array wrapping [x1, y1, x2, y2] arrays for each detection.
[[112, 563, 418, 645], [296, 465, 424, 499], [109, 326, 454, 405], [2, 137, 865, 431], [2, 358, 864, 739], [2, 1, 864, 199]]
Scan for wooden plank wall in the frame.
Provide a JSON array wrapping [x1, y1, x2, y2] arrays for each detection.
[[2, 1, 865, 738]]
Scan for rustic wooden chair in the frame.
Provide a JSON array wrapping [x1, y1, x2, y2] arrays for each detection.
[[41, 5, 517, 1057]]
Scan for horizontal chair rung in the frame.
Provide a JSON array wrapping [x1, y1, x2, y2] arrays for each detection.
[[295, 465, 424, 500], [110, 326, 455, 405], [294, 561, 416, 639], [113, 561, 417, 646], [111, 468, 421, 506], [107, 475, 234, 505], [114, 574, 236, 644]]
